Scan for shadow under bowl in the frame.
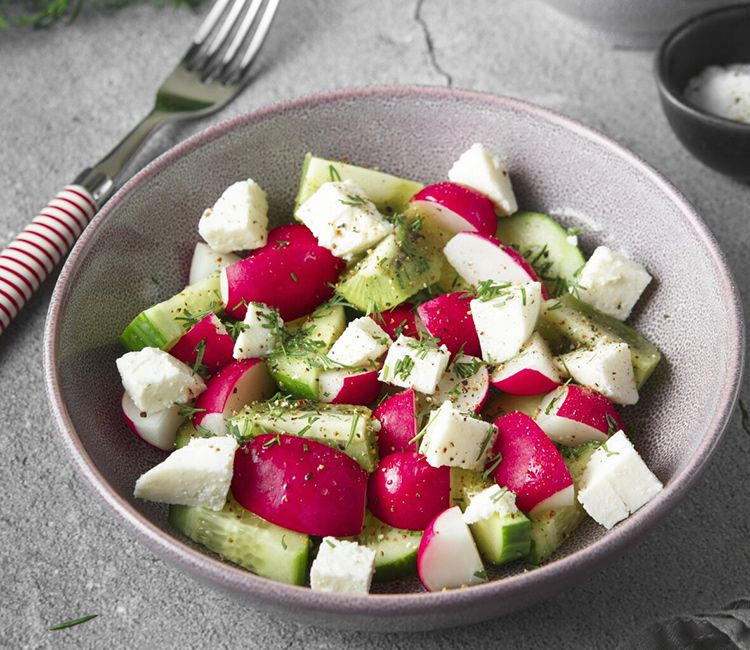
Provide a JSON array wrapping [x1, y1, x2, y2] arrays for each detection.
[[656, 3, 750, 182]]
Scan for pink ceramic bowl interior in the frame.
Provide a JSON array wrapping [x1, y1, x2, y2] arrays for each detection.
[[44, 86, 744, 631]]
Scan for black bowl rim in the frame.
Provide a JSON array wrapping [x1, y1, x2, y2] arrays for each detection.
[[655, 3, 750, 131]]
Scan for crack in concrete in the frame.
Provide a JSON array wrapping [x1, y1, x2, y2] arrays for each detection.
[[415, 0, 453, 87], [738, 399, 750, 438]]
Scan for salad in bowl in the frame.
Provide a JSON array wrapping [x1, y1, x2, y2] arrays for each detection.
[[115, 143, 662, 595]]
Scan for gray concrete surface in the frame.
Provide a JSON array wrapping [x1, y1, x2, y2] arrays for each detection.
[[1, 1, 749, 647]]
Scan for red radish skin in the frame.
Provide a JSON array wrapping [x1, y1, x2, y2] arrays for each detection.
[[319, 369, 381, 406], [409, 182, 497, 237], [231, 434, 368, 537], [417, 506, 485, 592], [194, 358, 275, 434], [373, 389, 419, 456], [368, 451, 450, 530], [371, 303, 418, 340], [444, 232, 549, 299], [121, 392, 183, 451], [490, 412, 573, 513], [492, 368, 560, 396], [536, 385, 624, 445], [168, 313, 234, 373], [221, 224, 345, 321], [417, 292, 481, 358]]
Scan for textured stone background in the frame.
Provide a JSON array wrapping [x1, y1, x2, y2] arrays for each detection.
[[1, 1, 749, 648]]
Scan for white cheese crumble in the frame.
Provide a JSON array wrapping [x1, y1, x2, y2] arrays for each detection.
[[462, 484, 519, 524], [233, 302, 283, 360], [327, 316, 391, 368], [378, 334, 450, 395], [685, 64, 750, 124], [116, 347, 205, 413], [198, 179, 268, 253], [576, 246, 651, 321], [294, 181, 393, 258], [418, 400, 497, 471], [448, 143, 518, 215], [133, 435, 238, 511], [310, 537, 376, 595]]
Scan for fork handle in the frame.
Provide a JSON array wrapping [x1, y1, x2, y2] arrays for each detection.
[[0, 185, 97, 335]]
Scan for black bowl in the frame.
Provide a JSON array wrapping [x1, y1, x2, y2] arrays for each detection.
[[655, 4, 750, 182]]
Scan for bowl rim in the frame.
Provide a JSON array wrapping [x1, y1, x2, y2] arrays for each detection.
[[655, 2, 750, 131], [44, 84, 745, 619]]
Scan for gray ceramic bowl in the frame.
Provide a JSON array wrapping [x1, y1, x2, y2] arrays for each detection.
[[44, 86, 743, 632], [536, 0, 736, 48]]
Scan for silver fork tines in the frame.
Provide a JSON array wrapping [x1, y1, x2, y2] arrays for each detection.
[[186, 0, 279, 84]]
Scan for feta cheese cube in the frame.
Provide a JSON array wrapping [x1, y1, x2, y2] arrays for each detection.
[[578, 431, 663, 529], [378, 334, 450, 394], [470, 282, 542, 364], [462, 484, 519, 524], [310, 537, 376, 595], [418, 400, 497, 470], [576, 246, 652, 320], [134, 436, 238, 511], [233, 302, 283, 360], [589, 431, 663, 512], [560, 341, 638, 405], [295, 181, 393, 258], [198, 179, 269, 254], [577, 470, 630, 529], [448, 143, 518, 215], [116, 347, 206, 413], [327, 317, 391, 368]]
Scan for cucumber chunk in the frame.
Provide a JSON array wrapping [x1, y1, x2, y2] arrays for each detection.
[[451, 469, 531, 566], [174, 420, 198, 449], [496, 211, 585, 297], [528, 442, 599, 565], [356, 512, 421, 582], [267, 305, 346, 400], [229, 399, 379, 472], [538, 294, 661, 388], [169, 493, 310, 585], [337, 217, 442, 312], [120, 273, 223, 351], [295, 154, 423, 214]]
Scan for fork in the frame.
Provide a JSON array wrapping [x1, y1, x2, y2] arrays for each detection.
[[0, 0, 280, 336]]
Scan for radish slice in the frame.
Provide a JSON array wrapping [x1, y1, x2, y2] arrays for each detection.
[[409, 182, 497, 237], [169, 313, 234, 373], [417, 292, 481, 358], [373, 389, 419, 456], [231, 434, 368, 537], [430, 354, 489, 414], [194, 358, 275, 435], [417, 506, 486, 591], [536, 384, 623, 446], [188, 242, 240, 285], [489, 412, 574, 514], [371, 303, 418, 340], [368, 451, 450, 530], [221, 224, 345, 321], [490, 332, 561, 395], [443, 232, 546, 297], [121, 392, 183, 451], [319, 368, 381, 406]]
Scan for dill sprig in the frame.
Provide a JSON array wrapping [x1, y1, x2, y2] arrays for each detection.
[[0, 0, 204, 30]]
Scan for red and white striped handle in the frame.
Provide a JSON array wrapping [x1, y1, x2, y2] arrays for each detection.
[[0, 185, 97, 335]]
